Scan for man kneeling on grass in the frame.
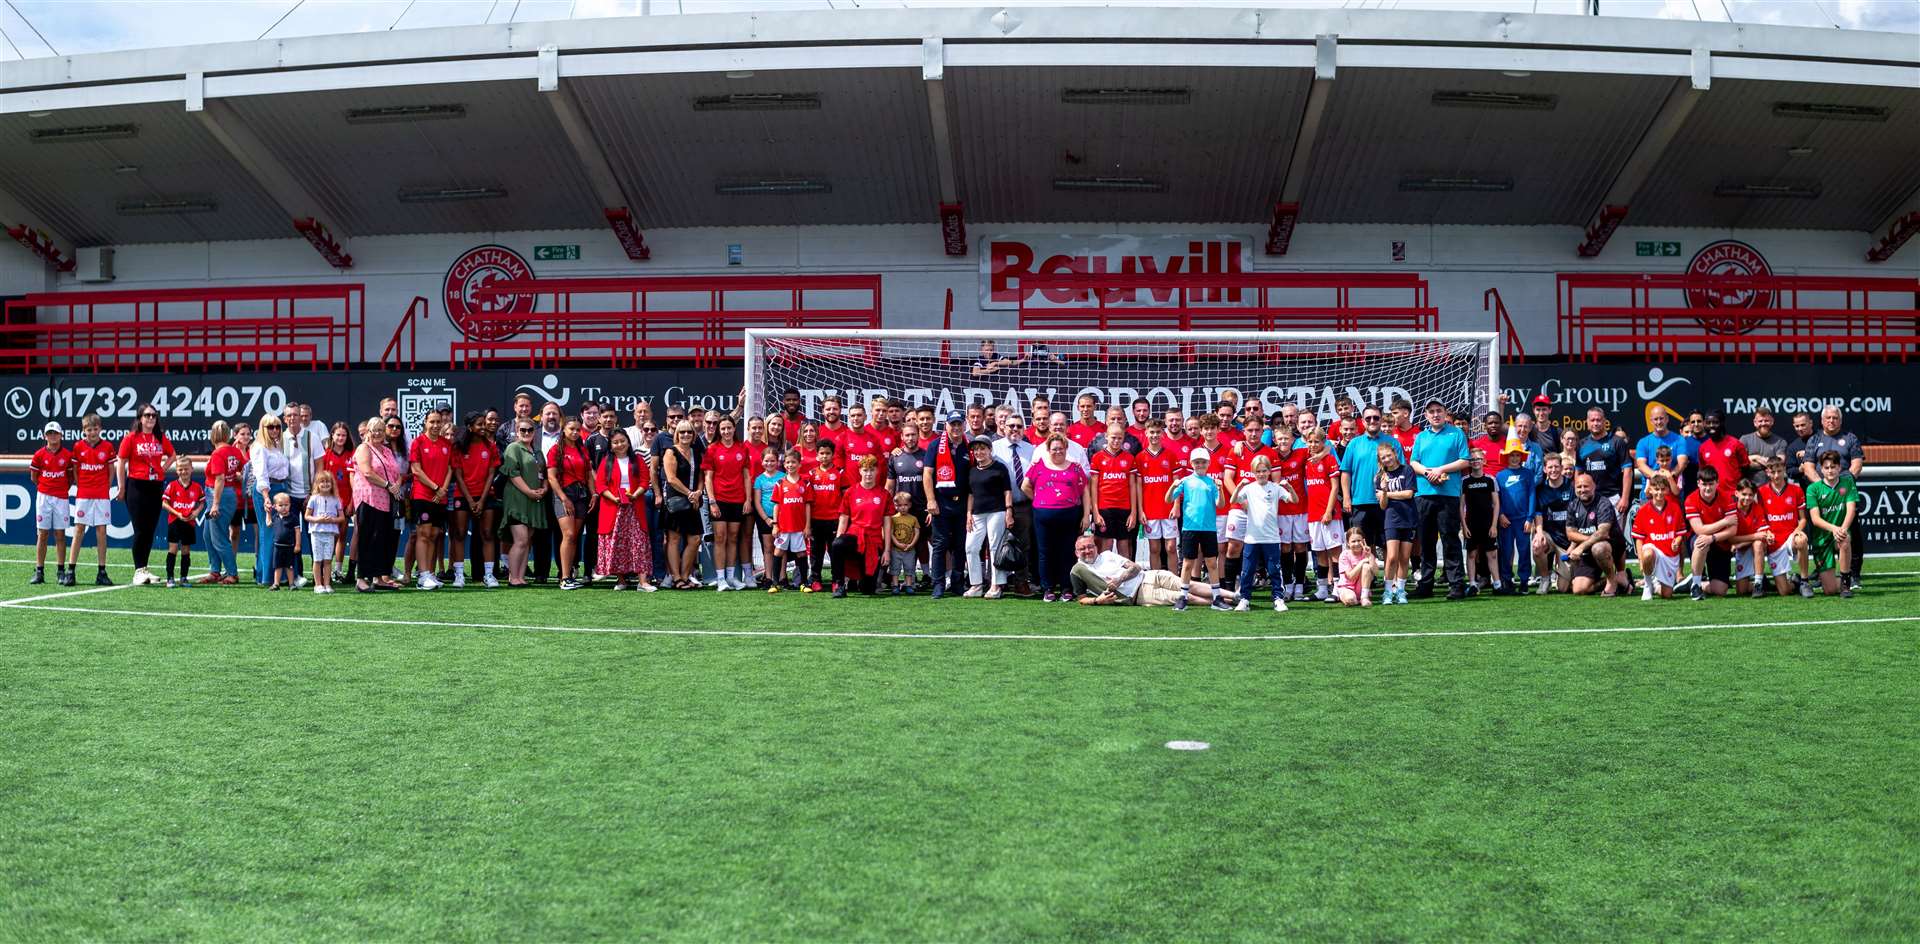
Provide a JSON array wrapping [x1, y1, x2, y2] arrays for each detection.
[[1069, 535, 1240, 611]]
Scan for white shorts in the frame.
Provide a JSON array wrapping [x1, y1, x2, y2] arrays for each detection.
[[1214, 514, 1229, 537], [35, 493, 71, 532], [1142, 517, 1178, 540], [1646, 549, 1680, 589], [1733, 547, 1756, 583], [1279, 514, 1309, 544], [1766, 543, 1795, 574], [310, 531, 338, 562], [72, 498, 112, 527], [1224, 509, 1248, 542], [775, 531, 807, 553], [1309, 518, 1345, 552]]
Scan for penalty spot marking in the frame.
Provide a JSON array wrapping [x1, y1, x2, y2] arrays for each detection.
[[1, 595, 1916, 643], [1166, 740, 1211, 751]]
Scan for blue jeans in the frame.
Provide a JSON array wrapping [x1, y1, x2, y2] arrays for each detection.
[[252, 482, 289, 585], [644, 489, 667, 582], [1238, 542, 1284, 604], [1497, 520, 1531, 585], [203, 487, 238, 577]]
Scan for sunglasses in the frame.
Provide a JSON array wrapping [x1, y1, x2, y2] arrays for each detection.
[[264, 423, 283, 430], [140, 412, 158, 419]]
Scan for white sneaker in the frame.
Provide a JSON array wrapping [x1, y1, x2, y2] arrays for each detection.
[[418, 573, 440, 590], [132, 568, 155, 586], [1273, 599, 1288, 612], [452, 572, 466, 588], [483, 573, 499, 589], [1312, 586, 1330, 602], [294, 576, 309, 589], [962, 585, 985, 598], [1233, 599, 1250, 612], [1641, 583, 1654, 601], [716, 581, 730, 592], [314, 585, 325, 594]]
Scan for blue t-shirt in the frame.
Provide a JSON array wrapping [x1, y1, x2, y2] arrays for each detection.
[[1172, 474, 1219, 532], [1577, 434, 1629, 498], [1495, 464, 1537, 522], [1339, 432, 1401, 507], [752, 471, 784, 518], [1411, 424, 1471, 498], [1635, 430, 1684, 474]]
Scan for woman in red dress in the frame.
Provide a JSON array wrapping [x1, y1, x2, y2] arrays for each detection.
[[831, 456, 891, 597], [595, 428, 655, 591]]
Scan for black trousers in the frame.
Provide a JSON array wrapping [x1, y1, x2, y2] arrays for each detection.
[[1416, 494, 1464, 593], [355, 503, 397, 578], [1847, 515, 1865, 576], [928, 508, 967, 588], [124, 478, 164, 569], [829, 535, 878, 594], [809, 521, 838, 585], [1009, 502, 1037, 585], [1350, 504, 1384, 552]]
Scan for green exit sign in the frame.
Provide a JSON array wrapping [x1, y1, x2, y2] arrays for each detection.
[[1635, 240, 1682, 257], [533, 244, 580, 261]]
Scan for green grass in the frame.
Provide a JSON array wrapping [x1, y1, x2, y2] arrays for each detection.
[[2, 550, 1916, 942]]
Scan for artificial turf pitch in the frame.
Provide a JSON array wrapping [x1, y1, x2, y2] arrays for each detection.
[[2, 551, 1915, 942]]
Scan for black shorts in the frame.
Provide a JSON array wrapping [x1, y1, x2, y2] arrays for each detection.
[[166, 520, 198, 546], [446, 495, 470, 514], [1179, 529, 1218, 560], [410, 498, 447, 529], [274, 544, 300, 570], [1094, 508, 1132, 540], [1384, 526, 1418, 543], [753, 511, 773, 535], [1464, 516, 1496, 551], [1703, 543, 1732, 584], [1569, 554, 1602, 583], [712, 500, 746, 524]]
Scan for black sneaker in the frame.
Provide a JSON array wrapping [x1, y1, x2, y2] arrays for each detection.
[[95, 569, 113, 586], [831, 583, 847, 599], [1445, 585, 1466, 601], [1410, 584, 1435, 599], [1173, 596, 1188, 612], [60, 570, 74, 587], [1690, 584, 1705, 601], [29, 568, 44, 585], [1463, 583, 1479, 598]]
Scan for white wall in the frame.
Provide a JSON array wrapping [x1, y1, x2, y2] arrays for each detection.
[[6, 220, 1913, 360]]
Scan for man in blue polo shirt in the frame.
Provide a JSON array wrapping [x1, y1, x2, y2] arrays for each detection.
[[1339, 406, 1400, 556], [1409, 399, 1472, 600]]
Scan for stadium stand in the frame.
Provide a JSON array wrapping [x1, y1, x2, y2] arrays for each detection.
[[0, 284, 364, 372], [1557, 272, 1920, 363]]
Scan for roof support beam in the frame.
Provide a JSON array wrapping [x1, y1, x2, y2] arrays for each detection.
[[191, 92, 355, 268], [1267, 34, 1336, 256], [922, 38, 966, 256], [1576, 49, 1709, 257], [540, 45, 648, 261]]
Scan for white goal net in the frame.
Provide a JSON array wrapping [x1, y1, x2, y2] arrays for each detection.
[[744, 329, 1499, 425]]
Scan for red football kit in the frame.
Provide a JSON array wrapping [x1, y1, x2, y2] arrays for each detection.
[[409, 436, 454, 501], [706, 441, 752, 503], [1302, 451, 1342, 522], [840, 483, 892, 576], [1684, 488, 1737, 543], [807, 466, 843, 521], [1225, 443, 1277, 511], [1633, 500, 1685, 554], [163, 479, 205, 520], [1065, 421, 1104, 449], [773, 478, 811, 532], [1277, 448, 1308, 516], [71, 439, 116, 500], [1758, 481, 1804, 545], [30, 446, 71, 497], [1089, 448, 1135, 511], [456, 440, 497, 500], [1695, 437, 1750, 492], [546, 442, 592, 490], [1137, 449, 1179, 521], [836, 427, 881, 488]]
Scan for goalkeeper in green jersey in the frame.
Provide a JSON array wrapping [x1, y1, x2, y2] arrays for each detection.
[[1804, 451, 1858, 598]]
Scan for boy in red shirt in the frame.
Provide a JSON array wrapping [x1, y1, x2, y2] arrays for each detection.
[[805, 440, 844, 591], [1682, 465, 1738, 599], [28, 422, 72, 585], [1301, 429, 1345, 600], [68, 413, 118, 586], [1136, 420, 1182, 571], [1632, 473, 1686, 599], [1758, 455, 1810, 598], [1222, 414, 1277, 592], [1088, 421, 1138, 560], [769, 450, 813, 591], [1726, 477, 1774, 599], [161, 456, 206, 589]]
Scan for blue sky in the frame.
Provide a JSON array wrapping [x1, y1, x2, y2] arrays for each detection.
[[0, 0, 1913, 59]]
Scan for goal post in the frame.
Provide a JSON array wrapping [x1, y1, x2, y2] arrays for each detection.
[[744, 328, 1500, 428]]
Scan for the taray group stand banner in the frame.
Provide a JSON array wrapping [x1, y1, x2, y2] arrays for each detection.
[[2, 362, 1917, 549]]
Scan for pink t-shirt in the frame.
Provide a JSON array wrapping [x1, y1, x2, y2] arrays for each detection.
[[1337, 548, 1370, 593], [1024, 460, 1090, 510]]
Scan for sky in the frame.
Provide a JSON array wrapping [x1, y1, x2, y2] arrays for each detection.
[[0, 0, 1913, 60]]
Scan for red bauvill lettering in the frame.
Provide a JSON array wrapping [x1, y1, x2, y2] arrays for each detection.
[[988, 239, 1246, 305]]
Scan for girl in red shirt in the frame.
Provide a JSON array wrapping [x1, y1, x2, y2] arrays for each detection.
[[831, 456, 890, 597], [703, 415, 754, 591], [546, 418, 593, 590], [118, 404, 176, 584], [451, 412, 499, 589], [595, 428, 655, 592]]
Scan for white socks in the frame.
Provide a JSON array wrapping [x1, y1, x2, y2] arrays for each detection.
[[483, 561, 495, 577]]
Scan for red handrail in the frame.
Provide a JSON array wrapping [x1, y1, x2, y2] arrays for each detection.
[[380, 296, 428, 371], [1484, 287, 1525, 360]]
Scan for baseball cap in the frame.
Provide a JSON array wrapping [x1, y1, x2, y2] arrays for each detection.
[[1424, 398, 1446, 409], [1531, 393, 1552, 407], [1189, 447, 1211, 465], [969, 435, 994, 447], [42, 421, 62, 435], [945, 412, 964, 424]]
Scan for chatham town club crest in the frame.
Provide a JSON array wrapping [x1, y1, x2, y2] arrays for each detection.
[[443, 245, 538, 342], [1684, 239, 1775, 335]]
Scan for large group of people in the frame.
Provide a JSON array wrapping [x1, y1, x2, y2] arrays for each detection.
[[24, 358, 1873, 612]]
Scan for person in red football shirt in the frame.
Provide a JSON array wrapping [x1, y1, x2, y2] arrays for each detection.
[[1468, 412, 1507, 473], [406, 412, 454, 590], [835, 404, 882, 489], [67, 413, 117, 586], [1726, 477, 1774, 599], [28, 422, 72, 585], [316, 422, 357, 584], [1758, 455, 1810, 597], [1632, 473, 1686, 599], [1088, 421, 1139, 559], [1159, 409, 1191, 465], [197, 420, 246, 585], [1694, 410, 1750, 494], [1301, 429, 1346, 599], [1683, 465, 1738, 599], [545, 418, 594, 590], [118, 404, 176, 586], [1064, 394, 1104, 450], [806, 440, 844, 592], [703, 415, 754, 591], [1389, 398, 1420, 454], [769, 449, 813, 591], [1126, 397, 1152, 445], [160, 455, 205, 588], [1275, 432, 1312, 601], [1136, 420, 1182, 571], [795, 421, 824, 476], [815, 396, 847, 448], [831, 456, 891, 597], [1222, 413, 1278, 592], [449, 412, 499, 588]]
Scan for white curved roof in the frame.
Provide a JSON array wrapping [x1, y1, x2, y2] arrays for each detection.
[[1, 6, 1914, 245]]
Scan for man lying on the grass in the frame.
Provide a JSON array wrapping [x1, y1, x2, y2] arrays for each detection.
[[1069, 535, 1241, 612]]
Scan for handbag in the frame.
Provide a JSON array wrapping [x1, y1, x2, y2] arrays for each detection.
[[664, 492, 692, 515], [993, 536, 1024, 572]]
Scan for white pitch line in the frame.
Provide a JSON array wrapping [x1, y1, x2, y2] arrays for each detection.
[[1, 600, 1914, 643], [1, 583, 135, 607]]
